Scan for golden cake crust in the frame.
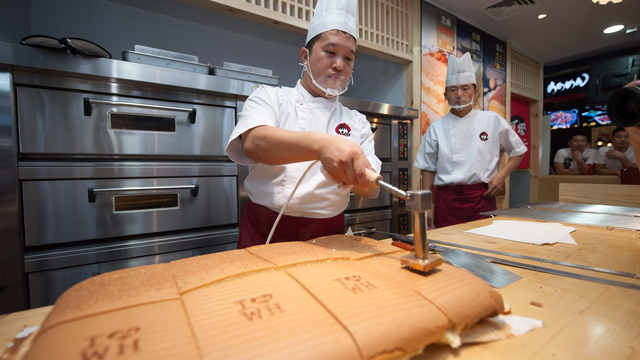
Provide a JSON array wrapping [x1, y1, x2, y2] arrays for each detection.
[[26, 236, 505, 360]]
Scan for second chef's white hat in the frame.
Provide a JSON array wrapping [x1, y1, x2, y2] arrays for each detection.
[[306, 0, 358, 45], [445, 52, 476, 88]]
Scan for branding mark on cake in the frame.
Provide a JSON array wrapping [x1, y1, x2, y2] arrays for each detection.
[[333, 275, 378, 294], [81, 326, 141, 359], [234, 294, 285, 321]]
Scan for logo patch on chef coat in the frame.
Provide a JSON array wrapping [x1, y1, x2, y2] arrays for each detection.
[[336, 123, 352, 137], [479, 132, 489, 141]]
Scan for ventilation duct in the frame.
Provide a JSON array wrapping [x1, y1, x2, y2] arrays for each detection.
[[480, 0, 543, 21]]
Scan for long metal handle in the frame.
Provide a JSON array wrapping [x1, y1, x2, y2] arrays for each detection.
[[83, 98, 197, 123], [88, 184, 199, 202], [365, 168, 408, 198]]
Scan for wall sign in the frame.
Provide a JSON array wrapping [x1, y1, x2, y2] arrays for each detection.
[[546, 73, 590, 95], [436, 12, 456, 53], [544, 71, 591, 99]]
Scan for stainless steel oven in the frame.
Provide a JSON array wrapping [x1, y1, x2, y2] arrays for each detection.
[[14, 71, 241, 308]]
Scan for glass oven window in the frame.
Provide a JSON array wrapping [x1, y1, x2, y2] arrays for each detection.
[[109, 112, 177, 132], [113, 193, 179, 212]]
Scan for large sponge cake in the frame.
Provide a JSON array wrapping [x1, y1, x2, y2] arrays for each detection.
[[24, 236, 504, 360]]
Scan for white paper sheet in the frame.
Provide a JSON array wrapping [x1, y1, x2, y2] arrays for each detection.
[[464, 220, 577, 245]]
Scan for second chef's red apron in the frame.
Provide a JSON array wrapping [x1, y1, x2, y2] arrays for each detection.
[[237, 199, 345, 249], [434, 183, 496, 228]]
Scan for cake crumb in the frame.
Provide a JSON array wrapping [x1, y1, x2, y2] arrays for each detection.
[[530, 301, 543, 308]]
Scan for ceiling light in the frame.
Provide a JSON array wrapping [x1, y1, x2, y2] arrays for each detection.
[[604, 25, 624, 34], [627, 26, 638, 34], [538, 14, 547, 19], [592, 0, 623, 4]]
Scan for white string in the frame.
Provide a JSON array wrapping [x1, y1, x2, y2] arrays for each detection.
[[265, 160, 320, 245]]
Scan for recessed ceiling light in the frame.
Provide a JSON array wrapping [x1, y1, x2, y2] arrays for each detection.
[[538, 14, 547, 19], [604, 25, 624, 34]]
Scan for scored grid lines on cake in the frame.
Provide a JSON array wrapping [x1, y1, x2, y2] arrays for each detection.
[[286, 261, 450, 360], [180, 270, 360, 360]]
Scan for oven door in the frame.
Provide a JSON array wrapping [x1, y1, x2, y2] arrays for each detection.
[[17, 87, 234, 158], [22, 176, 237, 246]]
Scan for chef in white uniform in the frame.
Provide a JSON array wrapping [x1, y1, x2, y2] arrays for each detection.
[[226, 0, 381, 248], [414, 53, 526, 228]]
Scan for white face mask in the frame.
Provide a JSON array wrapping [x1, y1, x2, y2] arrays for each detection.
[[448, 95, 475, 111], [299, 60, 353, 98]]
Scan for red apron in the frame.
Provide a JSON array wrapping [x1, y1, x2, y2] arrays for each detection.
[[434, 183, 496, 228], [237, 199, 345, 249]]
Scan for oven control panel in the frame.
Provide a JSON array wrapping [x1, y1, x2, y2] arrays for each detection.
[[398, 122, 409, 161], [398, 167, 408, 207], [392, 120, 412, 234], [398, 213, 409, 235]]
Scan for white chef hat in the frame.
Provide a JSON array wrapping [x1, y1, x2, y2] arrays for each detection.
[[445, 52, 476, 88], [306, 0, 358, 46]]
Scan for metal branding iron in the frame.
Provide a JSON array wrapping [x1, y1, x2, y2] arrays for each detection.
[[365, 169, 442, 273]]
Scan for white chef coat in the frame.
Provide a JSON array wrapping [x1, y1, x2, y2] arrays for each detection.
[[414, 109, 527, 186], [226, 80, 381, 218], [554, 148, 598, 171], [594, 145, 636, 170]]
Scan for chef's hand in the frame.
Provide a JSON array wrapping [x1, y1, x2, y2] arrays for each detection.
[[319, 137, 372, 191], [484, 174, 505, 198], [426, 210, 435, 230]]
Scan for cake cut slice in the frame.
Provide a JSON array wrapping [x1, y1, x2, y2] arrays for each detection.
[[170, 249, 276, 293], [40, 263, 180, 333], [361, 252, 504, 329], [25, 300, 199, 360], [246, 241, 349, 267], [306, 234, 400, 260], [182, 270, 361, 360], [287, 261, 449, 360]]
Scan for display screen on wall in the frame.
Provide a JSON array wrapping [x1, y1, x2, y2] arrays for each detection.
[[547, 109, 580, 129], [545, 104, 612, 130], [483, 34, 507, 120], [582, 104, 611, 127], [457, 20, 484, 112]]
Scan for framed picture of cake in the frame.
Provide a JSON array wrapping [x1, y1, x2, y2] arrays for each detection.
[[483, 34, 507, 119], [420, 3, 456, 136]]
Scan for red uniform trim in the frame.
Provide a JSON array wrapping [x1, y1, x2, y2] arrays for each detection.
[[237, 199, 345, 249], [434, 183, 497, 228]]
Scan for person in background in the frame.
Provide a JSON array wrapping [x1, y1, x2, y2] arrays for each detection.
[[594, 127, 637, 176], [414, 53, 527, 229], [623, 80, 640, 163], [225, 0, 381, 249], [553, 132, 598, 175]]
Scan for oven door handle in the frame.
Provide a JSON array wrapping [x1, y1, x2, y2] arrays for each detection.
[[83, 98, 197, 124], [88, 184, 199, 203]]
